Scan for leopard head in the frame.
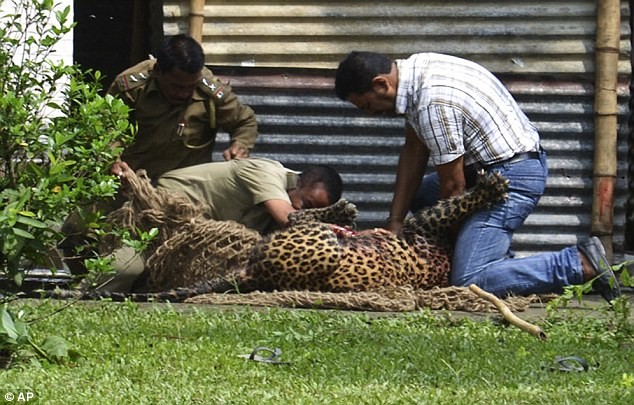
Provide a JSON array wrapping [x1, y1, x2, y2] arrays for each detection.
[[288, 198, 358, 227]]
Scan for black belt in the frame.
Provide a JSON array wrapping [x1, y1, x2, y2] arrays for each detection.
[[486, 150, 541, 168]]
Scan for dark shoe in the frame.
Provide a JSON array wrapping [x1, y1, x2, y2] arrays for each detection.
[[577, 236, 621, 303]]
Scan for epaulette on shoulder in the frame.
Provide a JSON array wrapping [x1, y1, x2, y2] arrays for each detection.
[[114, 70, 150, 92], [200, 76, 227, 105]]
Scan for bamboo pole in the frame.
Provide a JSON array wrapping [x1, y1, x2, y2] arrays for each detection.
[[592, 0, 621, 260], [189, 0, 205, 43], [468, 285, 547, 340]]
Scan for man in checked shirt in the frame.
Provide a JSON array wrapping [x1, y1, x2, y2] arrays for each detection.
[[334, 51, 620, 303]]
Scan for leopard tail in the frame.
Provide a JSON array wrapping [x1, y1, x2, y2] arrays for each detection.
[[410, 171, 509, 235], [23, 277, 240, 303]]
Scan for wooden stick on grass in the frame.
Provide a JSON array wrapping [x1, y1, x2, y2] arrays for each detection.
[[468, 284, 548, 340]]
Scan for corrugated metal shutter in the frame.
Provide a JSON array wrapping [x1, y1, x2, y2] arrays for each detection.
[[162, 0, 631, 74], [162, 1, 631, 259]]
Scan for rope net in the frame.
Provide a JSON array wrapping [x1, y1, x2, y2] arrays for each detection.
[[185, 286, 555, 313], [103, 169, 260, 291]]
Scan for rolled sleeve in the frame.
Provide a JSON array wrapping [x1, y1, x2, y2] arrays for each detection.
[[415, 104, 465, 166]]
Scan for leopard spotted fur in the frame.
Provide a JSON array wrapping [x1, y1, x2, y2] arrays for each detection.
[[232, 170, 509, 293]]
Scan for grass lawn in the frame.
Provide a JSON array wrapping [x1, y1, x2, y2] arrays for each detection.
[[1, 298, 633, 404]]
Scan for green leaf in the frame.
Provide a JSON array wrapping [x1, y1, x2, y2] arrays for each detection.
[[0, 309, 19, 341], [40, 335, 71, 360], [13, 320, 30, 344], [12, 227, 35, 239], [49, 159, 75, 176], [620, 269, 632, 288], [13, 312, 29, 340], [16, 215, 46, 228], [13, 272, 24, 287]]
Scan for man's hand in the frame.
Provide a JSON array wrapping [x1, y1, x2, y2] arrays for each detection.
[[263, 199, 296, 227], [385, 217, 404, 235], [223, 144, 249, 160], [111, 161, 132, 195], [111, 161, 130, 177]]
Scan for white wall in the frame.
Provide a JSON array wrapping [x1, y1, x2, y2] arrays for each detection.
[[1, 0, 73, 64], [1, 0, 74, 118], [53, 0, 74, 65]]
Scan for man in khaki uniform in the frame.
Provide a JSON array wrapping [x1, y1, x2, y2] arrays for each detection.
[[108, 34, 258, 181], [157, 158, 344, 233], [98, 158, 343, 291], [61, 34, 258, 276]]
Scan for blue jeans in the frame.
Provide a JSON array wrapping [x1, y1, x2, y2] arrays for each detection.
[[410, 150, 584, 296]]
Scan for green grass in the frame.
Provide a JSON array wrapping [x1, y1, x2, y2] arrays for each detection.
[[1, 299, 633, 404]]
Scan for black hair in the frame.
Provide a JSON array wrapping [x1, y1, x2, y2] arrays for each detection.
[[334, 51, 393, 100], [299, 165, 343, 204], [156, 34, 205, 74]]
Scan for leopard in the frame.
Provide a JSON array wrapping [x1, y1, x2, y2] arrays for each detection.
[[31, 170, 508, 302], [232, 170, 509, 293]]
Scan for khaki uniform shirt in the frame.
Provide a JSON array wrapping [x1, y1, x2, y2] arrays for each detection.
[[156, 158, 299, 233], [108, 59, 258, 180]]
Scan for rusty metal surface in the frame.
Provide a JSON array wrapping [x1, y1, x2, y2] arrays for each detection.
[[162, 0, 631, 74]]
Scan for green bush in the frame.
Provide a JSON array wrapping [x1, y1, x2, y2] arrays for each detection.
[[0, 0, 134, 285]]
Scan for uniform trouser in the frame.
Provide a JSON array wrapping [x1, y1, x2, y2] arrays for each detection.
[[60, 194, 145, 292], [76, 246, 145, 292], [410, 150, 585, 297], [60, 200, 113, 276]]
